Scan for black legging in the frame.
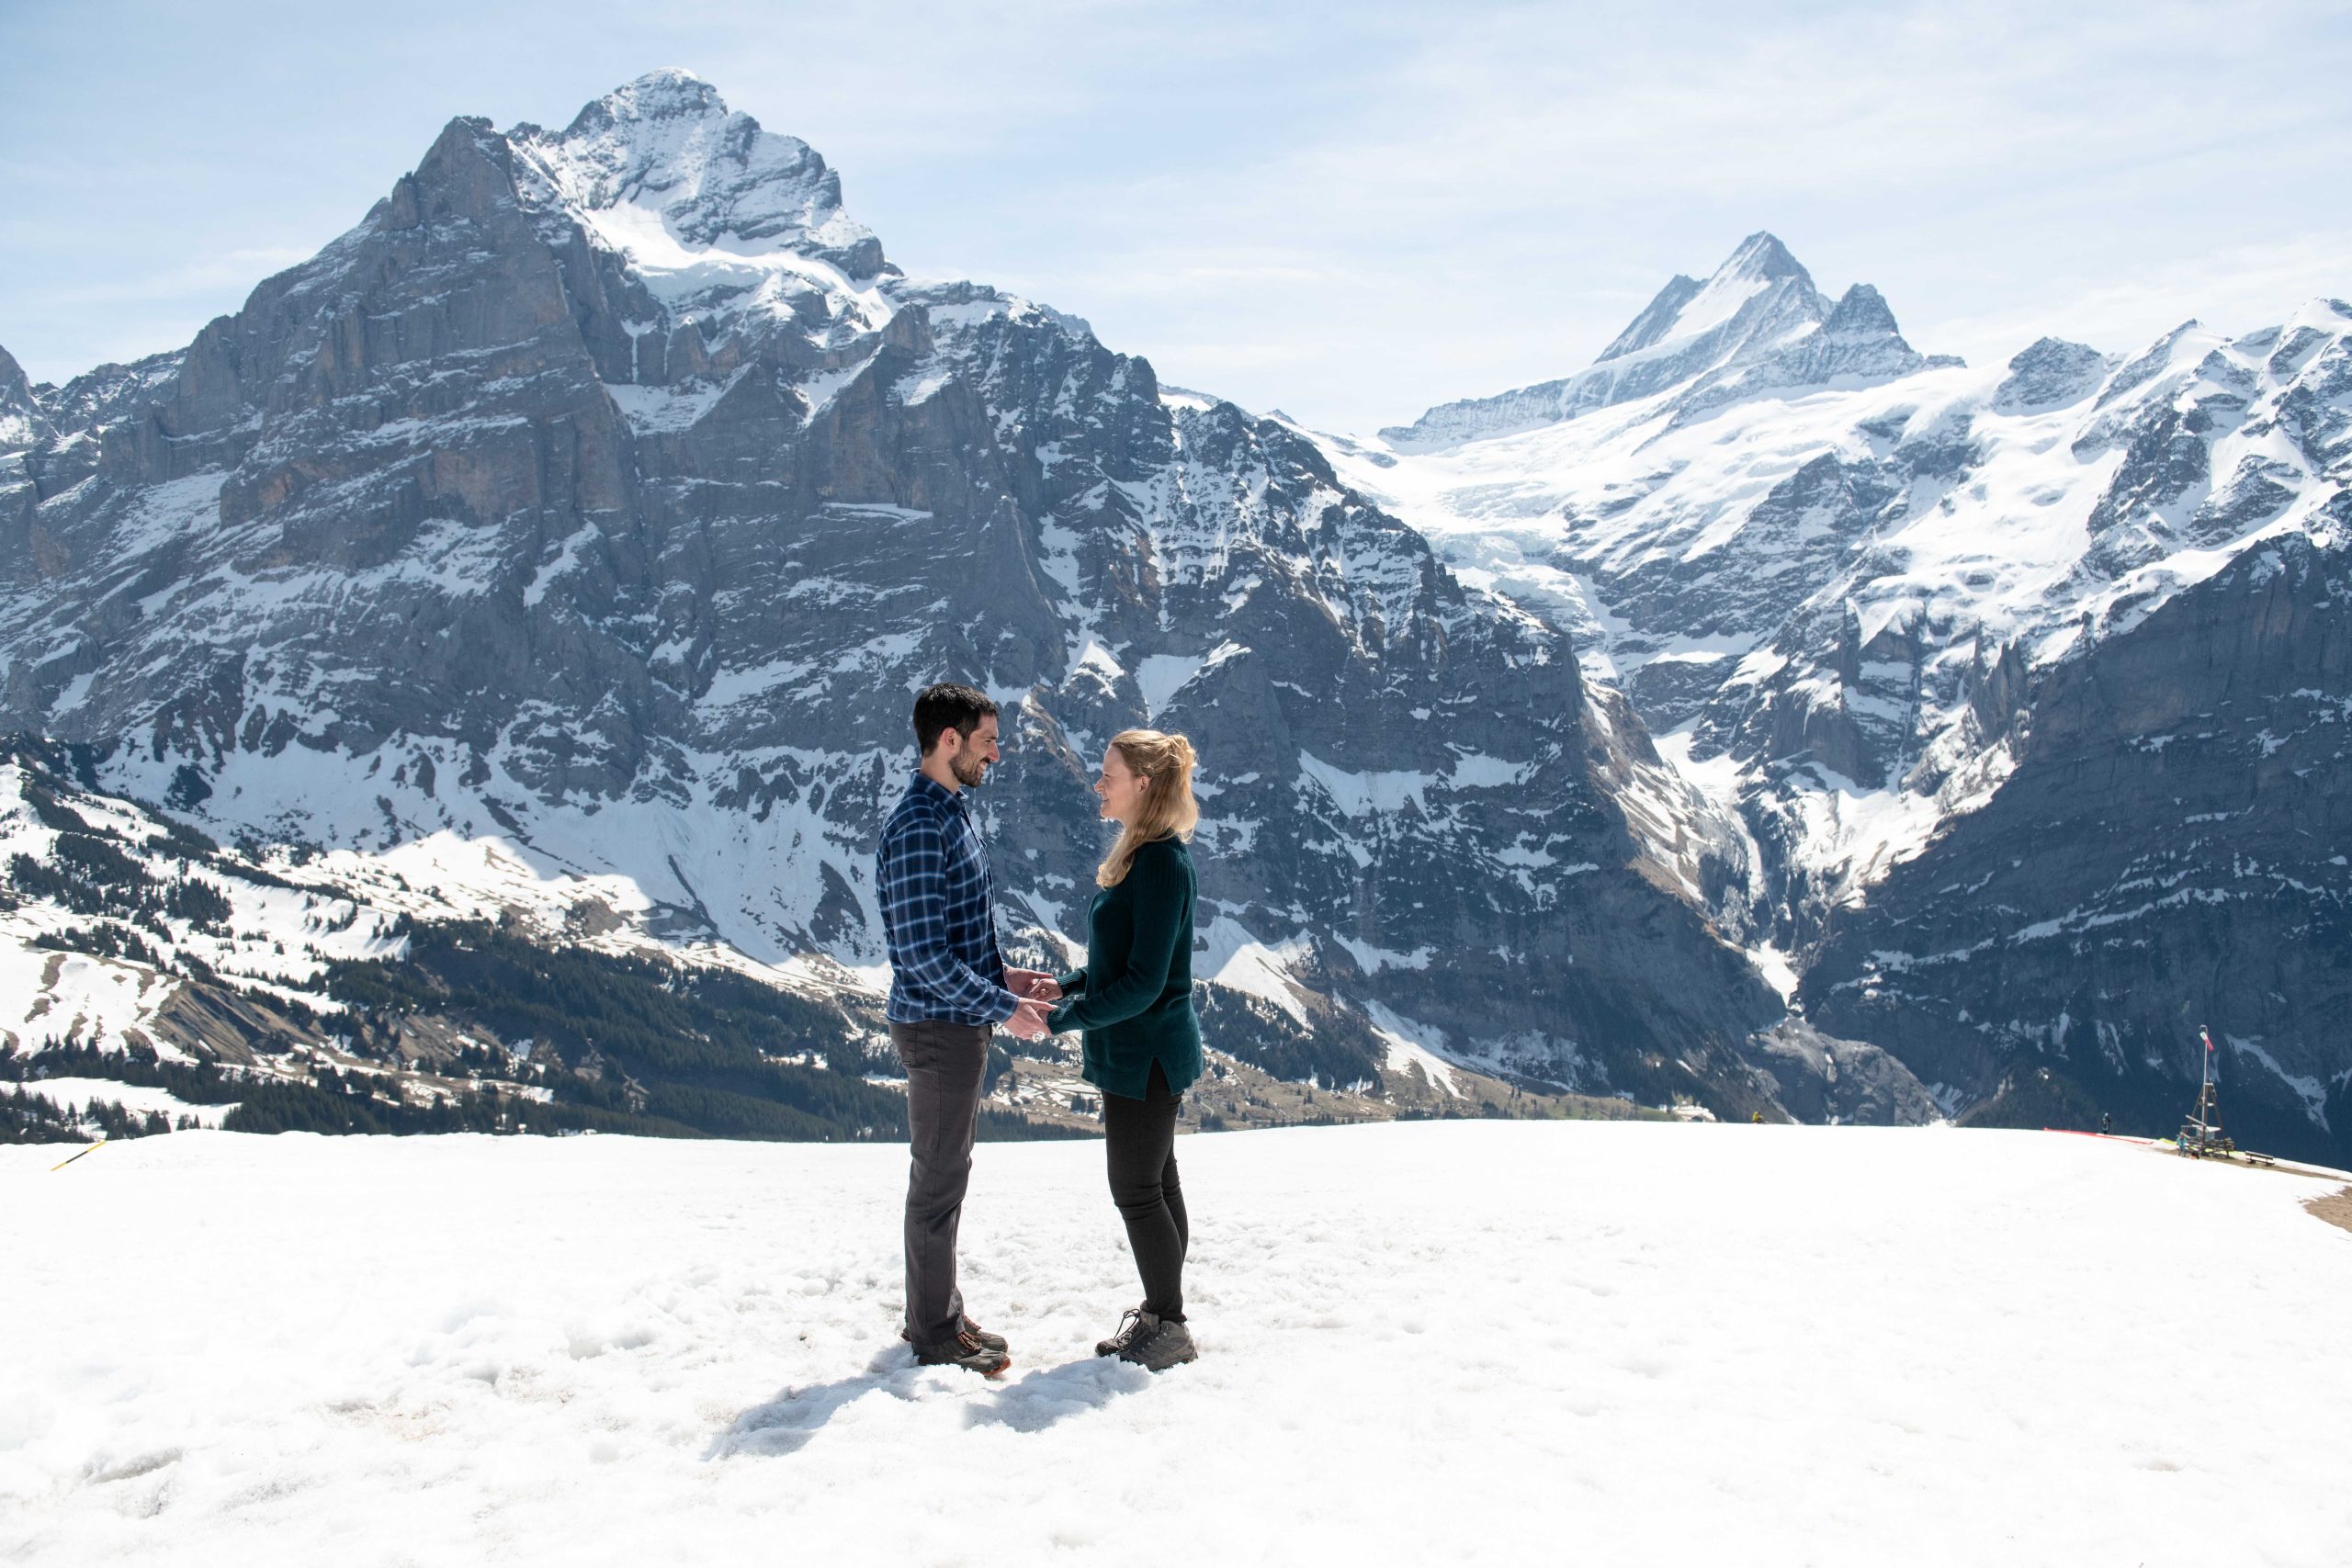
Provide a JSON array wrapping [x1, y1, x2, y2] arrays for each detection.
[[1103, 1059, 1188, 1321]]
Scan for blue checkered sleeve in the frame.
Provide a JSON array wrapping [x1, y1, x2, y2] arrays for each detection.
[[877, 803, 1019, 1024]]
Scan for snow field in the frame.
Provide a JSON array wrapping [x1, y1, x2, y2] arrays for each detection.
[[4, 1123, 2349, 1566]]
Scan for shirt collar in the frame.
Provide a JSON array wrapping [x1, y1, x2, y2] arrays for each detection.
[[910, 771, 967, 814]]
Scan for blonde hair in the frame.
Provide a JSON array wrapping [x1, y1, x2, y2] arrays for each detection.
[[1097, 728, 1200, 887]]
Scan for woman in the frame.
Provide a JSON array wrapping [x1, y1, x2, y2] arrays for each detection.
[[1046, 728, 1203, 1371]]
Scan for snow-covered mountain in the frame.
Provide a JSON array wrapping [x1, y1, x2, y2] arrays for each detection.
[[1324, 236, 2352, 1159], [0, 72, 1782, 1126], [1377, 232, 1952, 451]]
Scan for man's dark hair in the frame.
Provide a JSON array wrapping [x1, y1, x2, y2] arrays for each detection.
[[913, 682, 999, 754]]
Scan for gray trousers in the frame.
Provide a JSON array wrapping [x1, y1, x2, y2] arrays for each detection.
[[891, 1019, 990, 1348]]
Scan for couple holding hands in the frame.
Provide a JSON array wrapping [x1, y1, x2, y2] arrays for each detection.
[[876, 682, 1203, 1377]]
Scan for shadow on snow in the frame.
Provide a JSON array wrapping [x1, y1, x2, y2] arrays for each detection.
[[708, 1344, 1154, 1457]]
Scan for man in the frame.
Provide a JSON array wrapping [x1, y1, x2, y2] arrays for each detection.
[[876, 682, 1059, 1377]]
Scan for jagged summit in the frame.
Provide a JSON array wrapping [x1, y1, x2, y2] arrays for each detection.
[[1595, 231, 1822, 368], [1377, 232, 1948, 451], [571, 66, 728, 124], [510, 72, 887, 288], [1717, 230, 1809, 282], [1819, 281, 1897, 335]]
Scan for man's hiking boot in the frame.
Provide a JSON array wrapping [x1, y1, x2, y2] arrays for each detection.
[[902, 1314, 1008, 1354], [911, 1327, 1012, 1378], [1097, 1308, 1197, 1371]]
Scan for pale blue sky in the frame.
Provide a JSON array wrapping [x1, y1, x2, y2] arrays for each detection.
[[4, 0, 2348, 433]]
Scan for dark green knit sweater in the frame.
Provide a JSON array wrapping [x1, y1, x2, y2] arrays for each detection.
[[1046, 836, 1201, 1100]]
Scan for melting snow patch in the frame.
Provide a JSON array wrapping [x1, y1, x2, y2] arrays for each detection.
[[2223, 1034, 2334, 1131], [1195, 917, 1309, 1025], [1363, 999, 1460, 1096], [1296, 752, 1433, 817], [1134, 654, 1206, 719]]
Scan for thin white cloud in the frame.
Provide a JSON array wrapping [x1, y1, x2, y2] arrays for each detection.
[[1923, 233, 2352, 367]]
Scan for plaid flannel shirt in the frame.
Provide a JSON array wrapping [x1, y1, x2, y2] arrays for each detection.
[[876, 773, 1019, 1027]]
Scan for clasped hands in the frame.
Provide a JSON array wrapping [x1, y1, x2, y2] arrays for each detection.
[[1002, 967, 1062, 1041]]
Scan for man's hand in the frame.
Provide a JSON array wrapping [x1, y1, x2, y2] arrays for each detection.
[[1002, 998, 1054, 1041], [1006, 968, 1063, 1002]]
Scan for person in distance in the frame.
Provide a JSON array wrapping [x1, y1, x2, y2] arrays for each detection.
[[1046, 728, 1204, 1372], [875, 682, 1058, 1378]]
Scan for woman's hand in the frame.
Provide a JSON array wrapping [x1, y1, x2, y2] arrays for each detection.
[[1006, 968, 1063, 1002]]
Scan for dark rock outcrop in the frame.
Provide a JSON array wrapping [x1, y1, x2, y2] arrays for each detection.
[[1802, 532, 2352, 1163]]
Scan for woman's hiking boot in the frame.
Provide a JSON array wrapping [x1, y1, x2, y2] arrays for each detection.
[[1095, 1307, 1147, 1359], [1098, 1308, 1196, 1371], [911, 1327, 1012, 1377]]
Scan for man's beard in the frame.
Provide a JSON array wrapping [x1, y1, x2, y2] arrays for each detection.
[[950, 751, 990, 788]]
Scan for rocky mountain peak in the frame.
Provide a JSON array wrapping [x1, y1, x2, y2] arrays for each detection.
[[509, 73, 885, 284], [1993, 336, 2110, 412], [1378, 232, 1850, 449], [1817, 282, 1898, 336], [1718, 230, 1812, 286], [577, 66, 729, 126], [1595, 232, 1826, 369]]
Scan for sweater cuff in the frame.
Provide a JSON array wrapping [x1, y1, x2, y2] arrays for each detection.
[[1053, 969, 1085, 996], [1046, 999, 1079, 1034]]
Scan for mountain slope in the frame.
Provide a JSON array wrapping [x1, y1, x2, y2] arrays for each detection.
[[1802, 532, 2352, 1161]]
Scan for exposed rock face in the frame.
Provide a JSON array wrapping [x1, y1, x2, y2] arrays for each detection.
[[1676, 283, 1955, 419], [1739, 1019, 1943, 1126], [0, 344, 49, 455], [1993, 337, 2111, 414], [0, 73, 1781, 1111], [1802, 532, 2352, 1163]]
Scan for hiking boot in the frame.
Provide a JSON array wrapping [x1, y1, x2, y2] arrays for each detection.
[[1107, 1310, 1197, 1371], [902, 1314, 1008, 1354], [1095, 1306, 1147, 1358], [911, 1328, 1012, 1378]]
